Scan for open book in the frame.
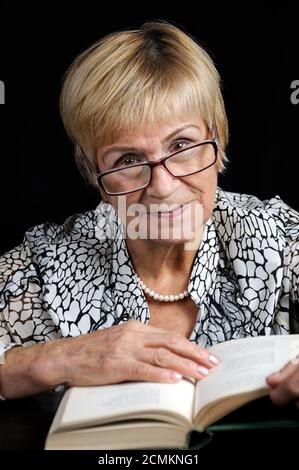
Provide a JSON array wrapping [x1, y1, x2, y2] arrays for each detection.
[[45, 334, 299, 450]]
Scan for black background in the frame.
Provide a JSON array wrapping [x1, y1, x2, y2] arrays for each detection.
[[0, 2, 298, 255]]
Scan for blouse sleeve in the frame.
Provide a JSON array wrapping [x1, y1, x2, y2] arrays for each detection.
[[0, 222, 60, 365]]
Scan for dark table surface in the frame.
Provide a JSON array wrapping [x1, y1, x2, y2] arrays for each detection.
[[1, 389, 299, 452]]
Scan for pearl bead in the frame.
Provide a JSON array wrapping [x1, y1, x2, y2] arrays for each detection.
[[136, 274, 189, 302]]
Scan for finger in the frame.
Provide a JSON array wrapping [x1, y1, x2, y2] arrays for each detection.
[[143, 331, 220, 369], [121, 360, 185, 384], [267, 360, 298, 386], [126, 320, 220, 367], [142, 346, 210, 381], [269, 370, 299, 406]]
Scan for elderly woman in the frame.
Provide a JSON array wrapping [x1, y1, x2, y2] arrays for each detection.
[[0, 21, 298, 405]]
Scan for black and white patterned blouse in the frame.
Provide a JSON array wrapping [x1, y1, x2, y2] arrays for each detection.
[[1, 187, 299, 363]]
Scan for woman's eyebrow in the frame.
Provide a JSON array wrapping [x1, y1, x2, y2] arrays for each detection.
[[164, 124, 202, 142], [101, 124, 202, 159]]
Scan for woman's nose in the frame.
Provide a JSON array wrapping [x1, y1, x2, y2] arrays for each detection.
[[146, 164, 179, 198]]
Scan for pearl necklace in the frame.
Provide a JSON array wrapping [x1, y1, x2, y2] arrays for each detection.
[[136, 275, 189, 302]]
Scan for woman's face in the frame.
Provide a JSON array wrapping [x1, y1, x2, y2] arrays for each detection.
[[96, 118, 218, 245]]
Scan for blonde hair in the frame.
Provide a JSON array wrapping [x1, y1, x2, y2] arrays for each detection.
[[60, 20, 229, 189]]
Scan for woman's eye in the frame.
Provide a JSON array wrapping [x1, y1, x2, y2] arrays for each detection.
[[171, 140, 190, 152], [114, 155, 142, 167]]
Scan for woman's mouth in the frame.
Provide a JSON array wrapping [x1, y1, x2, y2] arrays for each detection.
[[151, 203, 189, 219]]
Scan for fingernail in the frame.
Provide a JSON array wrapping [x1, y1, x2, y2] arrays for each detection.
[[209, 354, 220, 365], [197, 366, 209, 376], [170, 372, 182, 381], [268, 372, 280, 379]]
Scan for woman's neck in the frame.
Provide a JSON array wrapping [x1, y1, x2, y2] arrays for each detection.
[[125, 227, 204, 285]]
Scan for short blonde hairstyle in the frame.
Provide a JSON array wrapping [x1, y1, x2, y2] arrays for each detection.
[[60, 20, 229, 189]]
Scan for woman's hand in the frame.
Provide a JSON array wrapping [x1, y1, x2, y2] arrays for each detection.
[[266, 359, 299, 407], [44, 319, 220, 387]]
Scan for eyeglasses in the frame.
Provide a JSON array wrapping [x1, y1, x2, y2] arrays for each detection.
[[96, 138, 218, 196]]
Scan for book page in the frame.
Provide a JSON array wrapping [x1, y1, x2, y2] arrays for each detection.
[[58, 378, 195, 430], [193, 334, 299, 416]]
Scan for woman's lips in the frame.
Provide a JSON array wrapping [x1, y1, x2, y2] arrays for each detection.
[[150, 203, 190, 218]]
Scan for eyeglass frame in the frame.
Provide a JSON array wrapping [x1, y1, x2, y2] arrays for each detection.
[[95, 138, 219, 196]]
